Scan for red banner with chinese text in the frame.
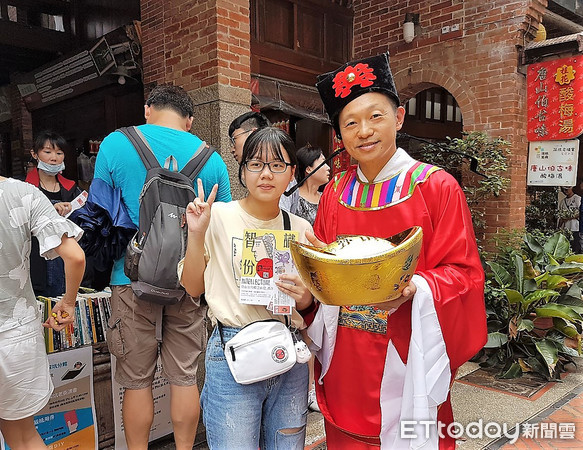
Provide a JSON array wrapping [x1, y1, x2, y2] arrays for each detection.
[[331, 131, 351, 177], [527, 56, 583, 141]]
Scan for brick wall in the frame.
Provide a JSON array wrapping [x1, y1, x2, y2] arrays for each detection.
[[352, 0, 548, 240], [140, 0, 250, 92], [139, 0, 252, 197]]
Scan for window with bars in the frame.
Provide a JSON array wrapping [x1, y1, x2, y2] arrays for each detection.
[[405, 88, 462, 124]]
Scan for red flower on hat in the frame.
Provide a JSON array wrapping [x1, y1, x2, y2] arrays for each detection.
[[332, 63, 376, 98]]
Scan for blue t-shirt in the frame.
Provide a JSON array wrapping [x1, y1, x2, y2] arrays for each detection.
[[94, 124, 232, 285]]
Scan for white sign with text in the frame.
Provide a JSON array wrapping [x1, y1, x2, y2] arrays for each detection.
[[527, 140, 579, 186]]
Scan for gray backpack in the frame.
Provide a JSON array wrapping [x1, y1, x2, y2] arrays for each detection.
[[120, 126, 215, 305]]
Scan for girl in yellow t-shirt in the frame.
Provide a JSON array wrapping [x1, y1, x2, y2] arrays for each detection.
[[180, 127, 314, 449]]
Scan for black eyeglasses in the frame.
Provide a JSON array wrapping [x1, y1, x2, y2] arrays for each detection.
[[229, 129, 253, 147], [244, 160, 291, 173]]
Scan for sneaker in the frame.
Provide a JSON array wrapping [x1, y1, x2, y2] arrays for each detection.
[[308, 388, 321, 413]]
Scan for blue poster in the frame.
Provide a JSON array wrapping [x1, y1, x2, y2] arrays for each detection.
[[1, 346, 97, 450]]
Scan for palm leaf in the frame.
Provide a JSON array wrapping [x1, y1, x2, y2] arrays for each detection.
[[544, 233, 571, 259], [524, 234, 544, 258], [517, 319, 534, 332], [535, 340, 559, 375], [552, 317, 580, 339], [535, 303, 582, 322], [548, 262, 583, 276], [484, 332, 509, 348], [565, 254, 583, 263], [545, 275, 569, 289], [504, 289, 523, 305], [557, 293, 583, 315], [522, 289, 560, 309], [514, 254, 524, 293], [486, 261, 512, 287], [498, 362, 522, 379]]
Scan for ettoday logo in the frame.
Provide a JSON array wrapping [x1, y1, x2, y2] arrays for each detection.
[[400, 420, 576, 444]]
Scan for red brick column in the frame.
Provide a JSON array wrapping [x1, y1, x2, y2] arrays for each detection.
[[140, 0, 250, 91], [140, 0, 252, 197], [352, 0, 548, 240]]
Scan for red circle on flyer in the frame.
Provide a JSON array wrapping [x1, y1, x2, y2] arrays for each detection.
[[256, 258, 273, 279]]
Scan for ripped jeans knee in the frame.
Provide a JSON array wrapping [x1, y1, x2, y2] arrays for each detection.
[[274, 425, 307, 449]]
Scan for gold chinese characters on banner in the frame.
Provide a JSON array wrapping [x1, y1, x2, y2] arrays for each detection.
[[527, 56, 583, 141]]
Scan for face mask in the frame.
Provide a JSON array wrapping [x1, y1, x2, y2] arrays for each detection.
[[36, 159, 65, 175]]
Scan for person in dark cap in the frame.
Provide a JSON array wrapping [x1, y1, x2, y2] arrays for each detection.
[[300, 52, 487, 448]]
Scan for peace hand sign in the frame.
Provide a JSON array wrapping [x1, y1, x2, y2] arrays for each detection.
[[186, 179, 218, 236]]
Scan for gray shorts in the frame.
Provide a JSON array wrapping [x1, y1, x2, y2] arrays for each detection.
[[107, 285, 207, 389]]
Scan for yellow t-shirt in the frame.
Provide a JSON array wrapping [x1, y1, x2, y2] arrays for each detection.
[[178, 200, 313, 329]]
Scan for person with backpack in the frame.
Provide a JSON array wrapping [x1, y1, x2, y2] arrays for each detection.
[[179, 127, 314, 449], [93, 84, 231, 450]]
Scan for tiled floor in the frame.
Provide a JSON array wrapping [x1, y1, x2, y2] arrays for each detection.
[[499, 388, 583, 449]]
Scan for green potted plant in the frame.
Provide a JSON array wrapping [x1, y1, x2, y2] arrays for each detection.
[[413, 131, 510, 249], [483, 231, 583, 380]]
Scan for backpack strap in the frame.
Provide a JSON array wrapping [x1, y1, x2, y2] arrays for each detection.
[[282, 209, 291, 231], [180, 142, 216, 181], [117, 126, 160, 170], [163, 155, 179, 172]]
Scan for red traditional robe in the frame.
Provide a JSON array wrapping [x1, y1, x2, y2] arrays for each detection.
[[311, 149, 487, 449]]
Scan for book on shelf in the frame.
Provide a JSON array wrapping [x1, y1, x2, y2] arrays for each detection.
[[38, 290, 112, 353]]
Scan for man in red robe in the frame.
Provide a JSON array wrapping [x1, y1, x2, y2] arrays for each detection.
[[302, 52, 487, 449]]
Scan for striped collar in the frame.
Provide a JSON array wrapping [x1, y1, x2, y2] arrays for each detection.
[[338, 150, 441, 210]]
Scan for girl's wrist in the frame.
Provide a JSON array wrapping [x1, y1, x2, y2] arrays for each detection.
[[187, 230, 207, 242], [298, 297, 317, 314], [60, 295, 77, 308]]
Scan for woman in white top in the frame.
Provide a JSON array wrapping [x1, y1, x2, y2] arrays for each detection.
[[0, 177, 85, 450], [180, 127, 314, 449]]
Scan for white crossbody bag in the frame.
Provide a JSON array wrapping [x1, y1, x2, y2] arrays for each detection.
[[218, 319, 297, 385]]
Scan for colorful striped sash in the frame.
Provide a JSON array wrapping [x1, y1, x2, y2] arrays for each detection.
[[338, 162, 441, 210]]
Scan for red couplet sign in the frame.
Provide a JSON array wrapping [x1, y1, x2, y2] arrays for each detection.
[[527, 56, 583, 141]]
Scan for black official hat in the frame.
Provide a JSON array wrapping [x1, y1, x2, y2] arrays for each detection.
[[316, 52, 400, 137]]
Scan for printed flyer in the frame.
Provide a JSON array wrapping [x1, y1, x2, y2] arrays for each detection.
[[239, 228, 299, 314], [1, 346, 97, 450]]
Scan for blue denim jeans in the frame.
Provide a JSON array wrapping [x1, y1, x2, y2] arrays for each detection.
[[44, 257, 65, 297], [201, 325, 309, 449]]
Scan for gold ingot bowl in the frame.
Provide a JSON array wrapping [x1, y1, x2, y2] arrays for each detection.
[[290, 227, 423, 306]]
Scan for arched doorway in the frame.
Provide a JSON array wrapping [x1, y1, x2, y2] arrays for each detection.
[[401, 87, 463, 141], [398, 86, 464, 167]]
